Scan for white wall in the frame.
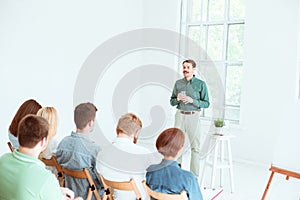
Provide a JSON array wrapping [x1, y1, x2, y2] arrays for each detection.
[[0, 0, 144, 154], [0, 0, 182, 154]]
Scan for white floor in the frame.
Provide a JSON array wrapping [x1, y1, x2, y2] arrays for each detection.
[[193, 161, 300, 200]]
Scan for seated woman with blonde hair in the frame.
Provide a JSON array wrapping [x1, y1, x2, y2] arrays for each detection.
[[37, 107, 59, 158], [37, 107, 59, 174], [146, 128, 203, 200]]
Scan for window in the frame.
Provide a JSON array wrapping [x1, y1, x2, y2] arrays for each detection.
[[181, 0, 245, 122]]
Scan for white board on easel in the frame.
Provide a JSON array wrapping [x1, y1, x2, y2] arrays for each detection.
[[262, 101, 300, 200], [272, 101, 300, 173]]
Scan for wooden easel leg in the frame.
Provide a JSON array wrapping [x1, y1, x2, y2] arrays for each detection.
[[261, 171, 275, 200]]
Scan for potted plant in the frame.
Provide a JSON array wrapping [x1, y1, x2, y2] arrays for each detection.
[[214, 118, 225, 134]]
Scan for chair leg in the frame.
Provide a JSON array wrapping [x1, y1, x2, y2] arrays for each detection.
[[101, 194, 108, 200], [86, 189, 92, 200], [103, 188, 113, 200], [93, 189, 102, 200]]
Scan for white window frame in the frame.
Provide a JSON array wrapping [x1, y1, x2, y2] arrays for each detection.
[[179, 0, 245, 122]]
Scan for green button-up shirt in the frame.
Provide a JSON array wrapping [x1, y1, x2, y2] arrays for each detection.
[[170, 76, 210, 111]]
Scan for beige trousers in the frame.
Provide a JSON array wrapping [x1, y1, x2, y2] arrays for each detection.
[[175, 110, 201, 177]]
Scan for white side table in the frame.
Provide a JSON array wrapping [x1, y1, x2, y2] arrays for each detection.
[[200, 134, 235, 193]]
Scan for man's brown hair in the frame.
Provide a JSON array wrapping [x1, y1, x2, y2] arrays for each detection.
[[156, 128, 185, 157], [116, 113, 142, 136], [74, 102, 97, 129], [182, 59, 196, 68], [9, 99, 42, 137], [18, 114, 49, 148]]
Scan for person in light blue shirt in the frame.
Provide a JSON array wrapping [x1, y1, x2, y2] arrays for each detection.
[[146, 128, 203, 200], [56, 102, 103, 200]]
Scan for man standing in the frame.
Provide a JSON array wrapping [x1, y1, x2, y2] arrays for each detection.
[[170, 59, 210, 177], [0, 114, 82, 200], [56, 102, 103, 199]]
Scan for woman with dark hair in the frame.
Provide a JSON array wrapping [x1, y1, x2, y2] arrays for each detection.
[[8, 99, 42, 148], [146, 128, 203, 200]]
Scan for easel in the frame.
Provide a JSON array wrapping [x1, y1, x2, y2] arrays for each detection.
[[261, 165, 300, 200]]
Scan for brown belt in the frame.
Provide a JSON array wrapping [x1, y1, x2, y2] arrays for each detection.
[[180, 111, 196, 115]]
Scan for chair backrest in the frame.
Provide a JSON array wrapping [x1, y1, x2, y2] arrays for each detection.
[[41, 156, 64, 186], [61, 167, 102, 200], [142, 180, 188, 200], [99, 173, 142, 200], [7, 142, 14, 152]]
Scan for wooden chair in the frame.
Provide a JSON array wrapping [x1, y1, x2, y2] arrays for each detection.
[[142, 180, 188, 200], [99, 173, 142, 200], [61, 167, 102, 200], [41, 156, 64, 186], [7, 142, 14, 152]]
